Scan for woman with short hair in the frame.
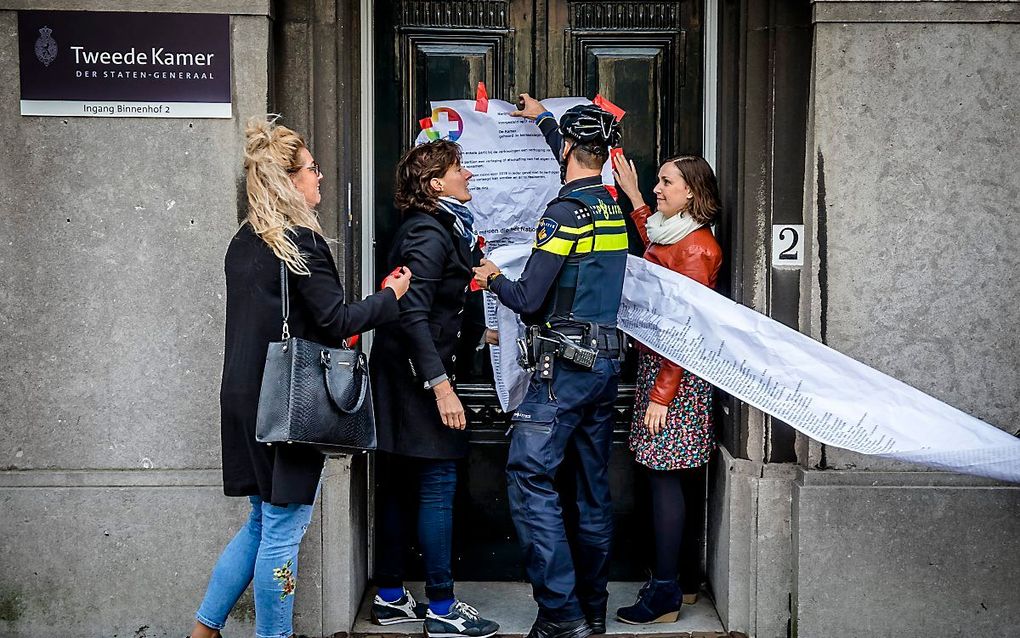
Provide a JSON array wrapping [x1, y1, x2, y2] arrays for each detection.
[[190, 116, 410, 638], [611, 154, 723, 625], [369, 140, 499, 638]]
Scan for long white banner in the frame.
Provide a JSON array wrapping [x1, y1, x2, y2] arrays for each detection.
[[619, 256, 1020, 483], [485, 245, 1020, 484]]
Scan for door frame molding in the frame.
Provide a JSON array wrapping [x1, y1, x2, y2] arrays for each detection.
[[360, 0, 377, 318], [704, 0, 719, 171]]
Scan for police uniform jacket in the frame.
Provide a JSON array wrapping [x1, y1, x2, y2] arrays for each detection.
[[370, 206, 480, 459], [220, 224, 399, 505], [487, 172, 624, 326]]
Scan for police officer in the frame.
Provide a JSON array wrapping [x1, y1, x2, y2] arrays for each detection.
[[473, 95, 626, 638]]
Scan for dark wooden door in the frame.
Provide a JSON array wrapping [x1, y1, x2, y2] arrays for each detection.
[[373, 0, 704, 584]]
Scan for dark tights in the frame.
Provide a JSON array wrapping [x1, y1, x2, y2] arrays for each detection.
[[648, 468, 686, 581]]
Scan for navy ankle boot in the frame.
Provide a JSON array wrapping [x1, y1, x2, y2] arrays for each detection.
[[615, 578, 683, 625]]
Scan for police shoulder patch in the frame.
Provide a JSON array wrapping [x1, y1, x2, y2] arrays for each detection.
[[535, 217, 560, 246]]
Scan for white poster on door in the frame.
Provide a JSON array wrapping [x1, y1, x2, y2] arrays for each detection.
[[415, 98, 614, 249]]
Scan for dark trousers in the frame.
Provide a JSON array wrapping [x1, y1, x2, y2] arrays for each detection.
[[375, 453, 458, 602], [506, 356, 621, 622]]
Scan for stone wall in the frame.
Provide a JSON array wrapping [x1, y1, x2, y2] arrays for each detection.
[[0, 3, 342, 636], [788, 2, 1020, 636]]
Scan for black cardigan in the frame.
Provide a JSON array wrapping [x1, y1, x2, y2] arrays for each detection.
[[370, 207, 481, 459], [220, 223, 399, 504]]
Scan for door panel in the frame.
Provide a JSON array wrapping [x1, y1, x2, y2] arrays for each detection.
[[403, 37, 509, 144], [376, 0, 517, 279], [577, 41, 674, 250], [564, 1, 701, 223], [374, 0, 703, 586]]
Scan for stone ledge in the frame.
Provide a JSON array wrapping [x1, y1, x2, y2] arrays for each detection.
[[796, 468, 1020, 489], [0, 1, 272, 15], [0, 468, 221, 487], [792, 468, 1020, 636], [813, 1, 1020, 24], [348, 634, 745, 638]]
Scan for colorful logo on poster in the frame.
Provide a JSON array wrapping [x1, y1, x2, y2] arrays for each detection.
[[430, 106, 464, 142]]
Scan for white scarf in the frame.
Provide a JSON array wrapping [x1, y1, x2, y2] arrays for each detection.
[[645, 210, 702, 245]]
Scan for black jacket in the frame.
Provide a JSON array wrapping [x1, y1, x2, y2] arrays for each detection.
[[220, 223, 398, 505], [370, 207, 481, 459]]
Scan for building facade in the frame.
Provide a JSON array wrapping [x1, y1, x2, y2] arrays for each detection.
[[1, 1, 1017, 637]]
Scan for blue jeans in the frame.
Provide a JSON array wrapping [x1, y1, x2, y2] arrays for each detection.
[[196, 495, 316, 638], [375, 454, 457, 601]]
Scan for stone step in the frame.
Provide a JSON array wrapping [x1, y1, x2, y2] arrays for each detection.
[[351, 582, 736, 638]]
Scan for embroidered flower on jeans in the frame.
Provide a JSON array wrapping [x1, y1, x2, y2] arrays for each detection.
[[273, 559, 296, 600]]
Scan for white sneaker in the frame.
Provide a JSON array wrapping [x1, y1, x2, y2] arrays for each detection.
[[424, 600, 500, 638], [371, 587, 428, 625]]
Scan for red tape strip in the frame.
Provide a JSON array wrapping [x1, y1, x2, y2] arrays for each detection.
[[593, 94, 626, 122], [475, 81, 489, 112]]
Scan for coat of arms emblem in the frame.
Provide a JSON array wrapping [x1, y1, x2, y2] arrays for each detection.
[[34, 26, 57, 67]]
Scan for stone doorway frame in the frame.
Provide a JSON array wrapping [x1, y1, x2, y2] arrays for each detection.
[[269, 1, 814, 634]]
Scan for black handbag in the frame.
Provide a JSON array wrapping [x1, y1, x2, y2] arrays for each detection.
[[254, 261, 377, 454]]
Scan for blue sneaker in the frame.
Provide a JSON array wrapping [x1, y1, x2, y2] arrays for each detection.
[[371, 587, 428, 625], [424, 600, 500, 638]]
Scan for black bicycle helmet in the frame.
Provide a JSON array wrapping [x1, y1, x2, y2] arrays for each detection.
[[558, 104, 622, 148]]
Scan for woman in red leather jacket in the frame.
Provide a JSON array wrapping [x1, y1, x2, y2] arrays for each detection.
[[611, 154, 722, 625]]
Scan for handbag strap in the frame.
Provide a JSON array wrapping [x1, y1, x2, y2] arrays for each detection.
[[279, 260, 291, 340], [324, 354, 370, 414]]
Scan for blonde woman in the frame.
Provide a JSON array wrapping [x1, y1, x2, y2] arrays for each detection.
[[190, 117, 410, 638]]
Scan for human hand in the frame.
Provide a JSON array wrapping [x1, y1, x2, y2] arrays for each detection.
[[510, 93, 547, 120], [612, 153, 645, 209], [483, 328, 499, 345], [472, 259, 501, 290], [644, 401, 668, 435], [434, 381, 466, 430], [384, 266, 412, 299]]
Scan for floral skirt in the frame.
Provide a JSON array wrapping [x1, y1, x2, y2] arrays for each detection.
[[629, 351, 716, 470]]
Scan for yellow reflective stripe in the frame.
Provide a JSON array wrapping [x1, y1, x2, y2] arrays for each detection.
[[594, 218, 626, 228], [535, 235, 575, 256], [575, 237, 594, 253], [553, 230, 592, 244], [556, 223, 594, 235], [594, 233, 629, 251]]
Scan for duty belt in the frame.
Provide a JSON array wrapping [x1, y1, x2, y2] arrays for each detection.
[[517, 323, 625, 379], [546, 327, 622, 352]]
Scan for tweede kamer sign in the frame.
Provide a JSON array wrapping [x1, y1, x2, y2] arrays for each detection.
[[19, 10, 231, 118]]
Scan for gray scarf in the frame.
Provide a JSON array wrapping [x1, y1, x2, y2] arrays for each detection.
[[437, 196, 477, 247]]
